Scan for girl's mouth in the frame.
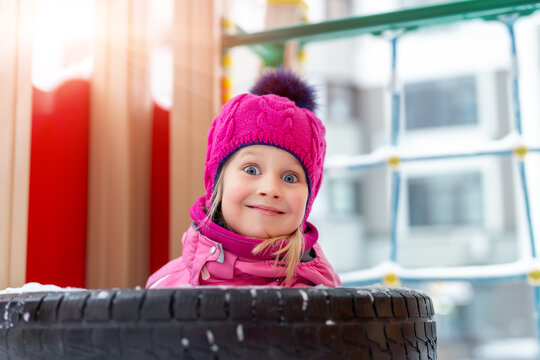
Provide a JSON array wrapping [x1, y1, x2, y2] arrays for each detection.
[[246, 205, 285, 215]]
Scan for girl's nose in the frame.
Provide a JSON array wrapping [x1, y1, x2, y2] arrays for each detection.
[[257, 176, 282, 199]]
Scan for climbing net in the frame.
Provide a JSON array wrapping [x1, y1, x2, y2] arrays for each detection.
[[329, 12, 540, 339]]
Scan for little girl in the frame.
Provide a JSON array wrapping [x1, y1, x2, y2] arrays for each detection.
[[147, 69, 341, 288]]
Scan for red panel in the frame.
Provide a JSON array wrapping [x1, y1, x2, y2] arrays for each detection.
[[150, 102, 170, 273], [27, 79, 90, 288]]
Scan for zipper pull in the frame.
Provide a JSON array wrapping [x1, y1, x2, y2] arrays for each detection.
[[217, 243, 225, 263]]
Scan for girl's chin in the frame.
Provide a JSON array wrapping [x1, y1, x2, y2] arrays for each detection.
[[236, 229, 281, 240], [230, 221, 296, 239]]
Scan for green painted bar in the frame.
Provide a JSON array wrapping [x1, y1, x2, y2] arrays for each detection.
[[231, 25, 284, 66], [223, 0, 540, 49]]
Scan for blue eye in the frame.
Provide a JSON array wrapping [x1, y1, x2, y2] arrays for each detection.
[[244, 165, 260, 175], [282, 173, 298, 183]]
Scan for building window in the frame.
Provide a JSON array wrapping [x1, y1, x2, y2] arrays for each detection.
[[408, 172, 483, 226], [404, 76, 478, 130], [326, 82, 358, 123], [328, 178, 362, 216]]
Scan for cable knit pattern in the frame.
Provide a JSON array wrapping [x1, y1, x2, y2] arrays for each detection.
[[204, 93, 326, 221]]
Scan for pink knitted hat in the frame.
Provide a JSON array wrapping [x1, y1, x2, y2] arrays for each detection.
[[204, 69, 326, 221]]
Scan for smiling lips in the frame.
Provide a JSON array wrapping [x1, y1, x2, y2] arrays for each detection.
[[246, 205, 285, 216]]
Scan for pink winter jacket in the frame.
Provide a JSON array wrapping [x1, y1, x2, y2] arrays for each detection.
[[146, 225, 341, 288]]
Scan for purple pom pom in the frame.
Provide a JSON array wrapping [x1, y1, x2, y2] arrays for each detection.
[[250, 68, 317, 112]]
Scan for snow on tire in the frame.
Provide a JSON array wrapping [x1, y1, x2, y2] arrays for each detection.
[[0, 286, 437, 359]]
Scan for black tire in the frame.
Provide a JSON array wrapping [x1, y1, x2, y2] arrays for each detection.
[[0, 286, 436, 359]]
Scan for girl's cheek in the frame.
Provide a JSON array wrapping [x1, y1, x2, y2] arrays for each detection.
[[291, 192, 309, 213]]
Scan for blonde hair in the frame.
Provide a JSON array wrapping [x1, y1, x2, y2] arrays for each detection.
[[205, 166, 305, 284]]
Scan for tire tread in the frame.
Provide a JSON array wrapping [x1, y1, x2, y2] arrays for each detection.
[[0, 286, 437, 359]]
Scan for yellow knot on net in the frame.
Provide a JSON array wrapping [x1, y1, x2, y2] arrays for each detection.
[[528, 269, 540, 286], [298, 50, 307, 63], [388, 156, 401, 170], [383, 272, 401, 286], [514, 145, 528, 160], [267, 0, 304, 5], [222, 53, 232, 68], [222, 17, 235, 31], [221, 77, 233, 104], [222, 77, 232, 90]]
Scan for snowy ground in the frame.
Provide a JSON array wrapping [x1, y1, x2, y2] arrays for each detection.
[[0, 282, 85, 294]]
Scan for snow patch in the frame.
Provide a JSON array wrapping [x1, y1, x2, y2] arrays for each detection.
[[356, 289, 375, 303], [236, 324, 244, 342], [0, 282, 84, 294], [250, 288, 257, 308], [97, 291, 109, 299], [207, 330, 218, 352], [206, 330, 215, 344], [298, 289, 309, 312]]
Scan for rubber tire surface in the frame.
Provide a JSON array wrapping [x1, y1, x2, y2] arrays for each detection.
[[0, 286, 436, 359]]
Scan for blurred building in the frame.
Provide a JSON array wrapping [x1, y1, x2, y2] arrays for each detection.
[[287, 0, 540, 358]]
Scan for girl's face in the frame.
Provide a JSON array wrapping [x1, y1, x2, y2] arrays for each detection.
[[220, 145, 309, 239]]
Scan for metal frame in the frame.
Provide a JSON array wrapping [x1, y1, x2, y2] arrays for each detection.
[[223, 0, 539, 48]]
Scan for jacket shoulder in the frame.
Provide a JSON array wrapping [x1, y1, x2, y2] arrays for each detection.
[[295, 243, 341, 287]]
